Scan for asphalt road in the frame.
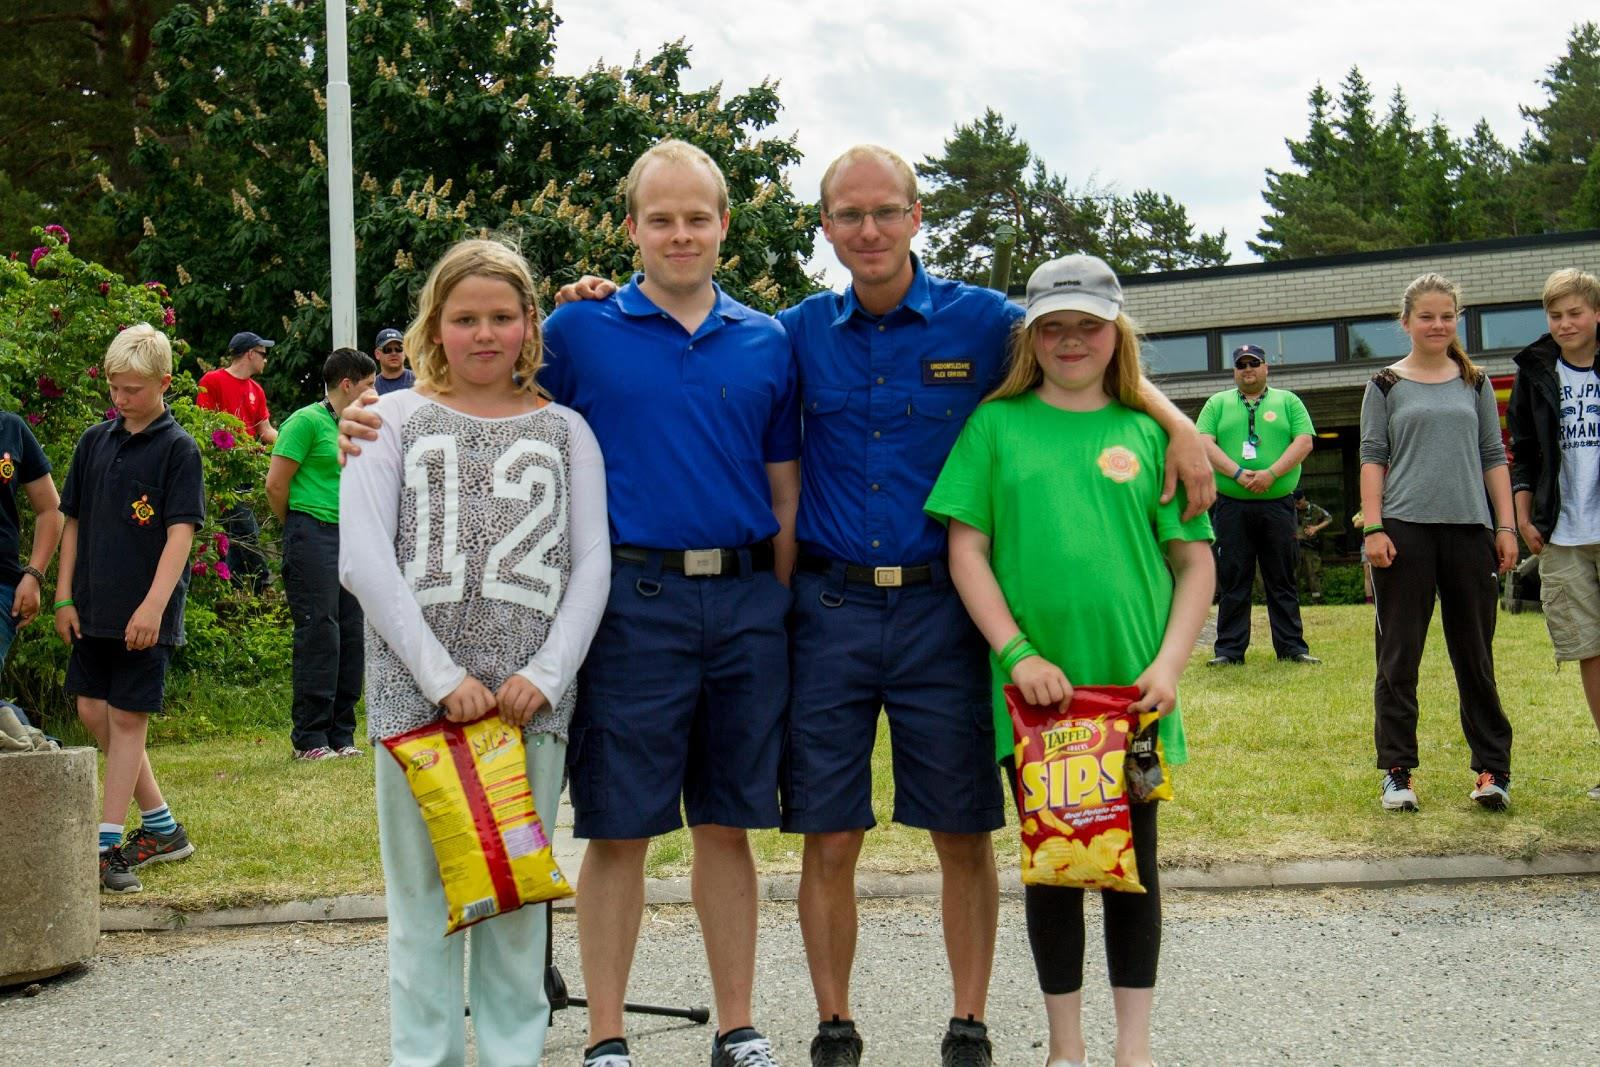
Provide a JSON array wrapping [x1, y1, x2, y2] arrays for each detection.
[[3, 876, 1597, 1066]]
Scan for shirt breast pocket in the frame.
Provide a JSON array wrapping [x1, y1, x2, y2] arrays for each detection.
[[122, 480, 166, 533], [804, 386, 851, 419], [907, 389, 981, 474]]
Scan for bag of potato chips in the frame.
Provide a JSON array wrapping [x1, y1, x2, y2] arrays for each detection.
[[383, 714, 574, 935], [1006, 684, 1163, 894]]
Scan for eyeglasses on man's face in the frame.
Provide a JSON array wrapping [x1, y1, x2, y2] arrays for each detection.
[[825, 205, 915, 230]]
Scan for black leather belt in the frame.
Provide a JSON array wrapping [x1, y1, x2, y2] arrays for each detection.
[[797, 554, 934, 588], [613, 542, 775, 577]]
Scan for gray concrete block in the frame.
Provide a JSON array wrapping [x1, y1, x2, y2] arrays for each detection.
[[0, 747, 99, 985]]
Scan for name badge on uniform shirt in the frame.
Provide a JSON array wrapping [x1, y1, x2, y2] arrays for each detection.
[[922, 358, 975, 385], [1241, 441, 1257, 460]]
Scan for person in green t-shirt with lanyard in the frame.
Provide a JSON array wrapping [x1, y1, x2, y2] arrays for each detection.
[[927, 254, 1214, 1067], [265, 347, 377, 761], [1197, 345, 1320, 666]]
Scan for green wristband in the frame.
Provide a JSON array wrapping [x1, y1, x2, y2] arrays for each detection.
[[53, 598, 74, 610], [1362, 523, 1385, 536], [1001, 640, 1039, 676], [997, 632, 1029, 662]]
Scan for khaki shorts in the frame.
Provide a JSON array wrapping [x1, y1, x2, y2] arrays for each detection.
[[1539, 542, 1600, 661]]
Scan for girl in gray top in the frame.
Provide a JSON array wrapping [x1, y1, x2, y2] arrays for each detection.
[[1358, 273, 1518, 816]]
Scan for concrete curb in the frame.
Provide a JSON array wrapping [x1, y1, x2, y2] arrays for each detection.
[[100, 851, 1600, 932]]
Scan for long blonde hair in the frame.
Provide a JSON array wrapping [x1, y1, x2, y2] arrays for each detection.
[[986, 313, 1147, 411], [406, 239, 543, 395], [1401, 273, 1481, 388]]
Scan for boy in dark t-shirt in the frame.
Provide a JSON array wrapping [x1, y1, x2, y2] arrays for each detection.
[[0, 412, 63, 668], [56, 324, 206, 893]]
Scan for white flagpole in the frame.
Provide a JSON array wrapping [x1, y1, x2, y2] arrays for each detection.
[[325, 0, 357, 349]]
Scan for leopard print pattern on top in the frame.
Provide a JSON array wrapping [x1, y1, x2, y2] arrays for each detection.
[[365, 401, 576, 743]]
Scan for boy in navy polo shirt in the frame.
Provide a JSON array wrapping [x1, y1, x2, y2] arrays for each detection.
[[55, 324, 205, 893], [0, 411, 63, 671]]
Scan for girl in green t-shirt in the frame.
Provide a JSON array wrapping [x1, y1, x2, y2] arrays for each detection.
[[927, 254, 1214, 1067]]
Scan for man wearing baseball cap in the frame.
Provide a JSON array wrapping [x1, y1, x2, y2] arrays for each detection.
[[371, 328, 414, 395], [197, 331, 278, 592], [1196, 344, 1319, 665]]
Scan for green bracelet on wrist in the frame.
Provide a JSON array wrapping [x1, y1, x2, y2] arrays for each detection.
[[997, 632, 1029, 662], [1362, 523, 1385, 536], [1001, 639, 1040, 676], [53, 598, 74, 610]]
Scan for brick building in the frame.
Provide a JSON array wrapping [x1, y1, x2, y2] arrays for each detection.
[[1117, 229, 1600, 548]]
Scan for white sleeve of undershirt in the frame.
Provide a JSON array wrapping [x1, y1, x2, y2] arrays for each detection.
[[338, 392, 468, 706], [515, 407, 611, 706]]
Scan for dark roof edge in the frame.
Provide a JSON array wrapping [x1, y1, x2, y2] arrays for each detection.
[[1000, 230, 1600, 294]]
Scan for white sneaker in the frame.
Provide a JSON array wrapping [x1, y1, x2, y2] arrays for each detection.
[[1470, 772, 1510, 812], [1381, 768, 1418, 811]]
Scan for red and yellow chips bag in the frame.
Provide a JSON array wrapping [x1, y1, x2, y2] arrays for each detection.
[[383, 714, 574, 935], [1006, 684, 1157, 893]]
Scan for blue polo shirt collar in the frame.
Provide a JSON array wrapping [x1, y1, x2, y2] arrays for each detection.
[[614, 273, 749, 326], [830, 254, 934, 328], [111, 406, 177, 438]]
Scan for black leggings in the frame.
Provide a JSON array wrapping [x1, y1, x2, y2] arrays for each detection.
[[1002, 757, 1161, 994]]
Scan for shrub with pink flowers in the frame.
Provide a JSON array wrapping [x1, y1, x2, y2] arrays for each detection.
[[0, 225, 288, 717]]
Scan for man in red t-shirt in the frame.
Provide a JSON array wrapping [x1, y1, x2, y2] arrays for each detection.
[[196, 331, 279, 592], [197, 332, 278, 443]]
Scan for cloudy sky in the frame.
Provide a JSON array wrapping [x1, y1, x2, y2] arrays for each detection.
[[549, 0, 1594, 286]]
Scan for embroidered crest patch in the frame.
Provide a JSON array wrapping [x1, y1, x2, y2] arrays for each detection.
[[130, 493, 156, 526], [0, 452, 14, 483]]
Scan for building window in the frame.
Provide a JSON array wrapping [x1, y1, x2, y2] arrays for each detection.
[[1222, 324, 1335, 366], [1479, 305, 1546, 352], [1143, 333, 1209, 374], [1349, 316, 1464, 360]]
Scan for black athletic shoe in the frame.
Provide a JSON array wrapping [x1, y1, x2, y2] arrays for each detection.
[[711, 1027, 779, 1067], [99, 846, 142, 894], [941, 1017, 992, 1067], [121, 822, 195, 868], [810, 1017, 862, 1067]]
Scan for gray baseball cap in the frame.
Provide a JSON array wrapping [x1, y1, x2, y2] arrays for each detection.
[[1023, 254, 1123, 326], [375, 328, 404, 348]]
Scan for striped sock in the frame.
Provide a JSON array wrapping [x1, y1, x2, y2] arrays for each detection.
[[140, 805, 177, 836], [99, 823, 124, 852]]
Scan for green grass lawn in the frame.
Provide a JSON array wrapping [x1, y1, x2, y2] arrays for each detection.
[[111, 605, 1600, 910]]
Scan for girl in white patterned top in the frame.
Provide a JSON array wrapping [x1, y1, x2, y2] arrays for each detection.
[[340, 239, 609, 1067]]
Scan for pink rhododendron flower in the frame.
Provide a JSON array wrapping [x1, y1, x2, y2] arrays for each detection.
[[87, 365, 99, 378], [215, 562, 233, 581], [215, 532, 231, 556], [105, 407, 119, 420], [43, 224, 69, 243], [192, 561, 209, 577], [37, 375, 63, 399], [98, 282, 111, 296], [211, 429, 236, 450], [162, 306, 176, 326], [24, 414, 41, 426], [29, 247, 47, 269]]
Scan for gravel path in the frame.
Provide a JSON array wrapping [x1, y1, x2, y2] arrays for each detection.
[[4, 876, 1596, 1065]]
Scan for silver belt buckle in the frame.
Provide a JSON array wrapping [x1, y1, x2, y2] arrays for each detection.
[[683, 549, 724, 577], [873, 566, 903, 588]]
